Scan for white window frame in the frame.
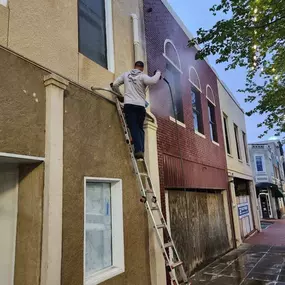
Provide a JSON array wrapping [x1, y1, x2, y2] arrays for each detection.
[[189, 66, 202, 93], [0, 0, 7, 7], [254, 155, 266, 174], [163, 39, 183, 74], [206, 84, 215, 106], [105, 0, 115, 73], [84, 177, 124, 285]]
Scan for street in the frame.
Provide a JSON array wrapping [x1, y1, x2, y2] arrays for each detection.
[[190, 220, 285, 285]]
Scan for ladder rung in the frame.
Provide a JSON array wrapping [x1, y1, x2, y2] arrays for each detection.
[[164, 242, 173, 248], [151, 206, 159, 211], [156, 224, 165, 229], [139, 172, 148, 177], [171, 261, 183, 269], [145, 189, 153, 194]]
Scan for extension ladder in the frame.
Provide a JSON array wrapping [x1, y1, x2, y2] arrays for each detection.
[[91, 87, 190, 285]]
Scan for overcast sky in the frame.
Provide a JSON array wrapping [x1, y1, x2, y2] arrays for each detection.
[[167, 0, 277, 143]]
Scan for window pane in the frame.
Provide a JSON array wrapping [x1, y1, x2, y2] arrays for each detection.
[[191, 89, 203, 133], [242, 132, 249, 163], [78, 0, 107, 68], [223, 116, 231, 154], [166, 63, 184, 123], [208, 102, 217, 142], [256, 156, 264, 172], [85, 182, 112, 276], [234, 124, 241, 159]]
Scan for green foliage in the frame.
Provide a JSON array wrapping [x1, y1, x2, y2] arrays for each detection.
[[189, 0, 285, 139]]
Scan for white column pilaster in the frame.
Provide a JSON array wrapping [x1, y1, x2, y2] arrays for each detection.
[[249, 180, 261, 231], [41, 74, 68, 285], [144, 113, 166, 285]]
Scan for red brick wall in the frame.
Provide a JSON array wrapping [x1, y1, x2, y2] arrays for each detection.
[[143, 1, 228, 213]]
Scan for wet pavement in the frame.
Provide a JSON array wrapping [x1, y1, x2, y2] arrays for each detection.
[[190, 244, 285, 285]]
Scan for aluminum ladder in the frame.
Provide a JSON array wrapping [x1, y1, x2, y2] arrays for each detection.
[[91, 87, 190, 285]]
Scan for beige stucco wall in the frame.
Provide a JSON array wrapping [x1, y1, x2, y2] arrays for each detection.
[[218, 80, 253, 180], [1, 0, 143, 89]]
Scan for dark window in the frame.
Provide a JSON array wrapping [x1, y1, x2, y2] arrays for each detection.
[[242, 132, 249, 163], [208, 102, 217, 142], [165, 63, 184, 123], [255, 156, 264, 172], [234, 124, 241, 159], [78, 0, 107, 68], [223, 114, 231, 154], [191, 88, 203, 134]]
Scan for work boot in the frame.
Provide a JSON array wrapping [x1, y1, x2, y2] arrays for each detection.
[[135, 152, 144, 159]]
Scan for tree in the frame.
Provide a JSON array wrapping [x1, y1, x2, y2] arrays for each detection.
[[189, 0, 285, 140]]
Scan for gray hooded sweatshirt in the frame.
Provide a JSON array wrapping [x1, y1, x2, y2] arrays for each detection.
[[113, 69, 161, 107]]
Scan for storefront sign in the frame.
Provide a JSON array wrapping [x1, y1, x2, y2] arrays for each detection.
[[238, 203, 250, 218]]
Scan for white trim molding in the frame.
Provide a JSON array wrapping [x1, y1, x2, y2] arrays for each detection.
[[206, 84, 216, 106], [169, 116, 186, 128], [189, 66, 202, 92], [105, 0, 115, 73], [195, 130, 206, 139], [84, 177, 124, 285], [41, 74, 68, 285], [0, 152, 44, 164], [163, 39, 183, 74]]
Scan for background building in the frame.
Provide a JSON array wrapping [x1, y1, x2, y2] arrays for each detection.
[[249, 140, 285, 220], [218, 80, 261, 246], [144, 0, 234, 276]]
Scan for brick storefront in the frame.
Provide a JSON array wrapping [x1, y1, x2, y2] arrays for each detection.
[[143, 0, 232, 274]]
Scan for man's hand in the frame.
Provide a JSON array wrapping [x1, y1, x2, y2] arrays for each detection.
[[110, 82, 124, 102], [153, 70, 162, 80]]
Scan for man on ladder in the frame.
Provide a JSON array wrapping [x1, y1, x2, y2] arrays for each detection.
[[111, 61, 161, 159]]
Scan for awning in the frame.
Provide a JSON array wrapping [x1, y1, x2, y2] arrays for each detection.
[[256, 182, 284, 198]]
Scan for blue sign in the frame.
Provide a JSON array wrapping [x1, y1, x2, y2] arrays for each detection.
[[238, 204, 249, 217]]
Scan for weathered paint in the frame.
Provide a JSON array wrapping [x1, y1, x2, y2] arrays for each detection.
[[168, 190, 231, 276], [14, 163, 44, 285], [62, 84, 151, 285], [0, 48, 46, 157]]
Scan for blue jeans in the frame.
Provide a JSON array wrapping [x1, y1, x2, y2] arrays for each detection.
[[124, 104, 146, 153]]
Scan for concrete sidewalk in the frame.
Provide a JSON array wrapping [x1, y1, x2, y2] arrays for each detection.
[[246, 219, 285, 246], [190, 244, 285, 284], [190, 220, 285, 284]]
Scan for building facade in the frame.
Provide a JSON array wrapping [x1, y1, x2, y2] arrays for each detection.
[[218, 80, 261, 246], [144, 0, 234, 276], [0, 1, 166, 285], [249, 140, 285, 220]]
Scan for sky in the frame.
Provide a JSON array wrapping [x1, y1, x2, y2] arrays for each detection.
[[167, 0, 277, 143]]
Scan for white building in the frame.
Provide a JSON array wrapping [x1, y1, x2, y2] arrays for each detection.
[[218, 80, 261, 246]]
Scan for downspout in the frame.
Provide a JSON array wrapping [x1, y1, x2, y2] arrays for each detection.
[[131, 14, 140, 61]]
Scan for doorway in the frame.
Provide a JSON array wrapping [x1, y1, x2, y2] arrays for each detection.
[[0, 166, 18, 285], [259, 193, 272, 219]]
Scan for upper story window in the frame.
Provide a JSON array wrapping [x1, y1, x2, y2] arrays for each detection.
[[206, 85, 217, 143], [255, 155, 265, 172], [242, 132, 249, 164], [191, 88, 203, 134], [189, 67, 203, 134], [84, 178, 124, 284], [78, 0, 114, 72], [234, 124, 241, 160], [208, 101, 218, 142], [223, 113, 231, 154], [163, 39, 184, 123]]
